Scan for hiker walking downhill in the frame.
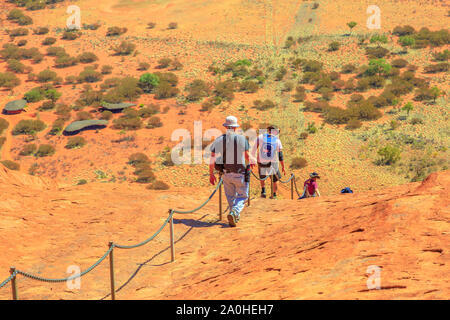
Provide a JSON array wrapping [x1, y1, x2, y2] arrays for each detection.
[[298, 172, 321, 199], [209, 116, 255, 227], [254, 125, 286, 199]]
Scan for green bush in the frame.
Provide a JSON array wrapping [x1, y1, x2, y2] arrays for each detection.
[[328, 41, 341, 51], [290, 157, 308, 169], [253, 99, 276, 111], [36, 144, 56, 157], [49, 118, 66, 135], [9, 28, 29, 38], [20, 143, 37, 156], [393, 25, 415, 36], [66, 136, 87, 149], [391, 58, 408, 68], [77, 52, 98, 63], [1, 160, 20, 171], [62, 30, 81, 40], [377, 145, 401, 165], [153, 81, 179, 99], [424, 62, 449, 73], [365, 46, 390, 58], [77, 67, 103, 83], [100, 110, 113, 120], [341, 63, 356, 74], [37, 69, 58, 83], [42, 37, 57, 45], [106, 26, 127, 36], [12, 119, 46, 135], [214, 80, 236, 101], [138, 104, 160, 118], [433, 49, 450, 62], [101, 65, 113, 74], [139, 73, 160, 93], [7, 59, 27, 73], [34, 27, 49, 35]]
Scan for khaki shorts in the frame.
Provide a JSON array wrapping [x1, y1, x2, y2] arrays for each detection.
[[258, 162, 281, 182]]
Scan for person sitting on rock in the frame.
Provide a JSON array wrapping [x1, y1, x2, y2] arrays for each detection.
[[298, 172, 321, 199]]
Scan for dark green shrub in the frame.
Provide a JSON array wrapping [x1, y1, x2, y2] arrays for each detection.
[[138, 104, 160, 118], [186, 79, 211, 100], [12, 119, 46, 135], [154, 81, 179, 99], [302, 60, 323, 73], [347, 101, 382, 121], [77, 52, 98, 63], [253, 99, 276, 111], [239, 80, 259, 93], [62, 30, 81, 40], [393, 25, 415, 36], [433, 50, 450, 61], [365, 46, 390, 58], [424, 62, 449, 73], [139, 73, 160, 93], [49, 118, 66, 135], [37, 69, 58, 82], [214, 80, 236, 101], [42, 37, 57, 45], [324, 107, 350, 124], [128, 153, 150, 166], [36, 144, 56, 157], [7, 59, 27, 73]]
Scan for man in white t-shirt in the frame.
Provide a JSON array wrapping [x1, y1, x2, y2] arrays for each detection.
[[254, 125, 286, 198]]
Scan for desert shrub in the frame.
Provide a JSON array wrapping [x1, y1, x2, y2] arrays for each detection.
[[36, 144, 56, 157], [17, 39, 27, 47], [324, 107, 350, 124], [20, 143, 37, 156], [23, 88, 43, 102], [138, 73, 160, 93], [239, 80, 259, 93], [34, 26, 49, 35], [7, 59, 27, 73], [12, 119, 46, 135], [147, 180, 169, 190], [104, 77, 142, 102], [154, 72, 178, 86], [1, 160, 20, 171], [66, 136, 87, 149], [106, 26, 127, 36], [55, 103, 72, 116], [0, 118, 9, 135], [293, 86, 306, 102], [328, 41, 340, 51], [128, 153, 150, 167], [356, 78, 370, 91], [433, 49, 450, 61], [386, 79, 414, 96], [46, 46, 66, 57], [0, 137, 5, 149], [365, 46, 389, 58], [185, 79, 211, 101], [138, 62, 150, 71], [345, 119, 362, 130], [42, 37, 56, 45], [301, 71, 322, 84], [393, 25, 415, 36], [424, 62, 449, 73], [54, 55, 78, 68], [112, 41, 136, 55], [302, 60, 323, 73], [77, 52, 98, 63], [77, 179, 88, 185], [341, 63, 356, 74], [410, 117, 424, 125], [169, 59, 183, 71], [37, 69, 57, 83], [413, 87, 434, 102], [62, 30, 81, 40], [366, 58, 392, 76], [38, 100, 55, 111], [347, 101, 382, 121], [157, 58, 172, 69], [7, 9, 25, 21], [101, 65, 113, 75], [391, 58, 408, 68], [0, 72, 21, 89], [146, 116, 162, 129], [370, 34, 388, 44], [290, 157, 308, 169], [253, 99, 276, 111], [76, 111, 93, 121], [113, 115, 143, 130], [147, 22, 156, 29], [299, 132, 308, 140], [168, 22, 178, 29], [100, 110, 113, 120], [49, 118, 66, 135], [366, 75, 386, 89], [138, 105, 160, 118], [154, 82, 179, 99], [303, 100, 329, 113], [214, 80, 236, 101], [377, 145, 401, 165], [200, 99, 215, 112], [9, 27, 29, 38], [274, 66, 287, 81], [77, 67, 103, 83]]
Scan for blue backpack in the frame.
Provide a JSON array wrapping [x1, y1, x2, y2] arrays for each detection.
[[260, 134, 278, 162], [341, 187, 353, 194]]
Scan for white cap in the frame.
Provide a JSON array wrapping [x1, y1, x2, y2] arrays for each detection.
[[222, 115, 240, 128]]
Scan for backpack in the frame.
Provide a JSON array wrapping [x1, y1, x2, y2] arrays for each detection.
[[260, 134, 278, 163], [341, 187, 353, 194], [214, 134, 238, 173]]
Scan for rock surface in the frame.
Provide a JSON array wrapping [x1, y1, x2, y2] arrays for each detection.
[[0, 165, 448, 300]]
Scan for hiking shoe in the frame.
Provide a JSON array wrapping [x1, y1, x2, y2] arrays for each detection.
[[227, 211, 237, 227], [261, 191, 267, 198]]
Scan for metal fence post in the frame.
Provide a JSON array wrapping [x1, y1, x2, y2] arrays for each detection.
[[270, 176, 274, 199], [170, 214, 175, 262], [108, 242, 116, 300], [291, 176, 294, 200], [219, 180, 223, 220], [10, 267, 18, 300], [247, 175, 251, 207]]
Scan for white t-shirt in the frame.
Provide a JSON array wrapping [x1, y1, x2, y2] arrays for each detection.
[[256, 134, 283, 164]]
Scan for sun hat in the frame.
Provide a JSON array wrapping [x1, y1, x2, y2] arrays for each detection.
[[310, 172, 320, 179], [223, 115, 240, 128]]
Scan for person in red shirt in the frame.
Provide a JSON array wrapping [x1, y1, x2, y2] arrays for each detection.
[[298, 172, 321, 199]]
